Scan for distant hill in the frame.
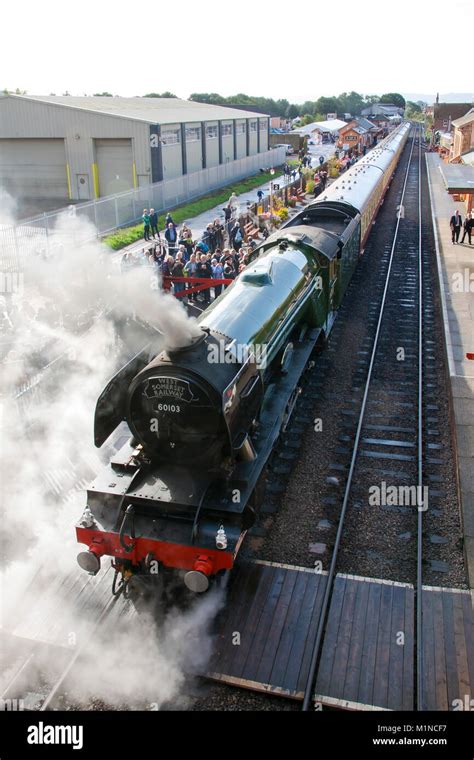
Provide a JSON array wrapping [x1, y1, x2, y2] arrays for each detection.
[[403, 92, 474, 105]]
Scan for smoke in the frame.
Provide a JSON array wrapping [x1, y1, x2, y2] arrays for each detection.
[[0, 198, 221, 709], [62, 590, 224, 709]]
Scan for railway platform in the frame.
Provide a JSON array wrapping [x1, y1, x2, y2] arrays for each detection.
[[426, 154, 474, 589]]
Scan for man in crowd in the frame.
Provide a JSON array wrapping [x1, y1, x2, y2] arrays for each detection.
[[184, 253, 198, 302], [165, 222, 178, 254], [461, 212, 473, 245], [149, 208, 160, 239], [196, 252, 213, 305], [450, 209, 463, 244], [211, 257, 224, 298]]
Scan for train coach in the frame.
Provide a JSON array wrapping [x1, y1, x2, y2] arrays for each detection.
[[76, 123, 411, 600]]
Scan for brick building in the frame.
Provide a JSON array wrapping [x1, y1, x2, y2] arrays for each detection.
[[449, 110, 474, 163]]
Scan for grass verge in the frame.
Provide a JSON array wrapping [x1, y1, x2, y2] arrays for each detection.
[[103, 168, 282, 251]]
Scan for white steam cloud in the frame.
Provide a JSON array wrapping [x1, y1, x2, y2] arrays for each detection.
[[0, 196, 220, 710]]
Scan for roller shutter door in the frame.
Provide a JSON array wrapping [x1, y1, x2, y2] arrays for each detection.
[[0, 138, 68, 199], [95, 138, 133, 197]]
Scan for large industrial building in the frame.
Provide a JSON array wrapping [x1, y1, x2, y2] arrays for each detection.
[[0, 95, 270, 202]]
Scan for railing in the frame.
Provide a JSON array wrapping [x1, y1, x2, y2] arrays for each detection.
[[0, 147, 286, 272]]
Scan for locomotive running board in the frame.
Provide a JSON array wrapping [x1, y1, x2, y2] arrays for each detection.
[[233, 327, 321, 504]]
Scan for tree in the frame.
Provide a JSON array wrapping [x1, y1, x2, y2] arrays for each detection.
[[301, 101, 318, 116], [286, 104, 299, 120], [315, 96, 339, 116], [380, 93, 406, 109], [406, 101, 422, 114], [143, 91, 177, 98], [337, 91, 365, 116], [364, 94, 380, 105], [93, 92, 113, 96], [189, 92, 226, 104], [3, 87, 27, 95]]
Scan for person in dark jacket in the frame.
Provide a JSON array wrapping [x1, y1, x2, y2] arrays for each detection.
[[230, 222, 243, 252], [165, 222, 178, 253], [161, 255, 173, 276], [172, 258, 185, 295], [213, 220, 225, 250], [450, 210, 463, 244], [196, 254, 212, 304], [461, 212, 473, 245], [149, 209, 160, 239]]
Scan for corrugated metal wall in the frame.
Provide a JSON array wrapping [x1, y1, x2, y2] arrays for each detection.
[[0, 138, 68, 199], [0, 98, 271, 203]]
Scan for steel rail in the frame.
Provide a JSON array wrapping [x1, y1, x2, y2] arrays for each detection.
[[416, 126, 424, 710], [302, 129, 418, 711]]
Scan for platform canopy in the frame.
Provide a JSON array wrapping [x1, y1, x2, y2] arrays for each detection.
[[438, 162, 474, 193]]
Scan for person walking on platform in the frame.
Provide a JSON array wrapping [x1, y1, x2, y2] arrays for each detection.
[[142, 209, 151, 241], [461, 212, 473, 245], [450, 209, 463, 244]]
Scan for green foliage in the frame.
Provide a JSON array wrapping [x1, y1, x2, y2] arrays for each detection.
[[406, 100, 422, 113], [305, 180, 315, 193], [315, 96, 339, 115], [380, 92, 406, 109], [103, 169, 282, 251], [143, 92, 177, 98], [93, 92, 113, 97]]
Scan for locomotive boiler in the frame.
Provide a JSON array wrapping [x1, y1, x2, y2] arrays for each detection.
[[76, 122, 410, 598]]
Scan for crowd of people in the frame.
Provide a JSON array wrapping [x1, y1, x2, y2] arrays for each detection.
[[121, 207, 260, 305]]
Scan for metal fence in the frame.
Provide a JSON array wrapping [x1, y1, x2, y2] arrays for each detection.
[[0, 147, 286, 271]]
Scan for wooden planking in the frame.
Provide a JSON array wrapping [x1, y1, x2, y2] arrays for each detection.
[[208, 560, 328, 699], [316, 575, 415, 711], [461, 592, 474, 696], [421, 586, 473, 711], [209, 565, 472, 710], [341, 578, 371, 704]]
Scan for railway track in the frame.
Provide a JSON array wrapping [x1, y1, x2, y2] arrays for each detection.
[[296, 126, 451, 710]]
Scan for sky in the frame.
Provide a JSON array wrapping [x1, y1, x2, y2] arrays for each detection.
[[1, 0, 472, 103]]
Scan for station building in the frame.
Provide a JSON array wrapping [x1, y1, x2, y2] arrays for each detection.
[[0, 95, 270, 202]]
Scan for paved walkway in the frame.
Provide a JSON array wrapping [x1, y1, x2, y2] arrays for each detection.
[[426, 153, 474, 588]]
